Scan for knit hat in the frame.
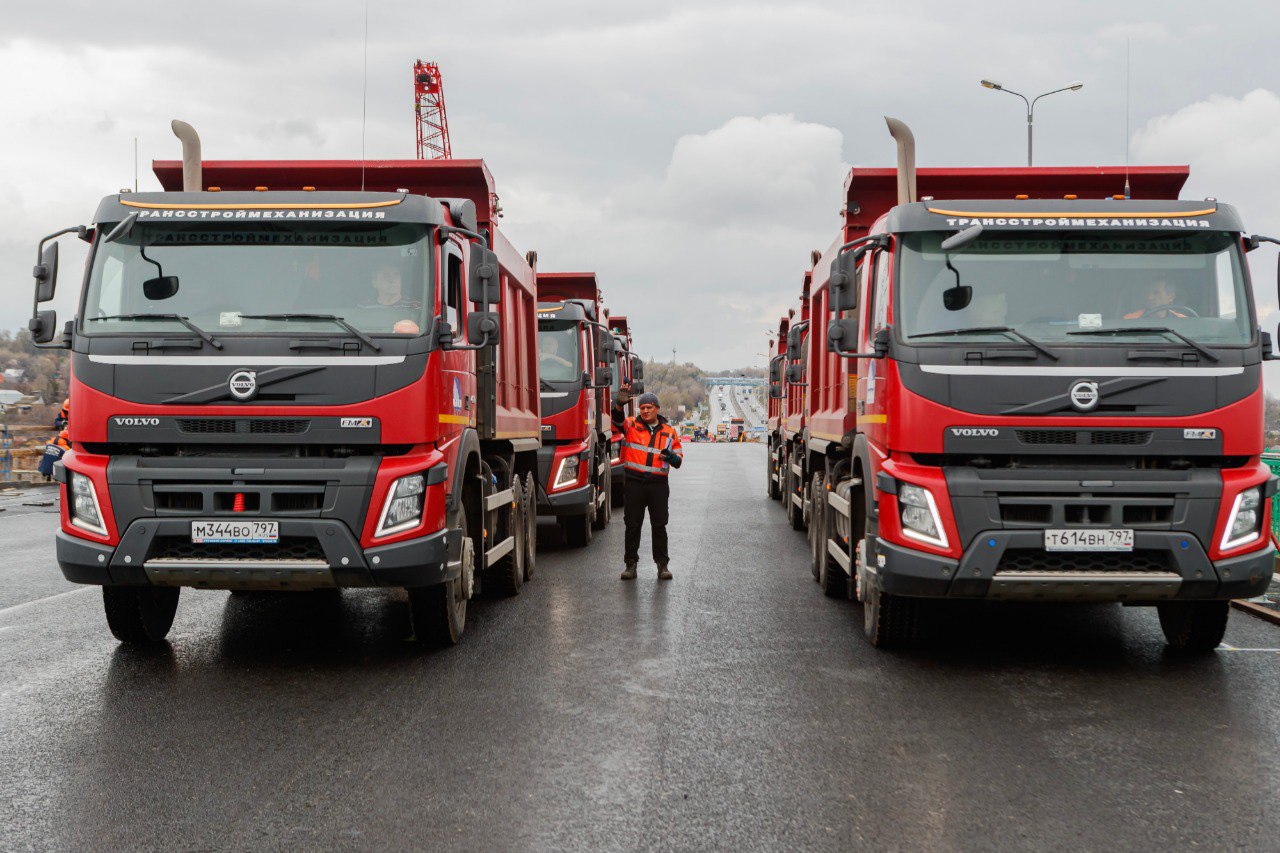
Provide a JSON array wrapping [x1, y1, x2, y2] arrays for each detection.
[[637, 392, 660, 407]]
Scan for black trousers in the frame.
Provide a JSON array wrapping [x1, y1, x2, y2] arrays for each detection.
[[623, 476, 670, 566]]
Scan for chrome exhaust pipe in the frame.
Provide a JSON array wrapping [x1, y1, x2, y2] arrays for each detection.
[[171, 120, 202, 191], [884, 117, 917, 206]]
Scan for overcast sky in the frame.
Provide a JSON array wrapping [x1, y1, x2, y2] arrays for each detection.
[[3, 0, 1280, 383]]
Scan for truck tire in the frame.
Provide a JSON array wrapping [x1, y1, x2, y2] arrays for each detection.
[[813, 474, 847, 598], [786, 461, 806, 532], [593, 463, 611, 530], [767, 444, 780, 500], [410, 504, 472, 645], [1157, 600, 1229, 652], [808, 472, 824, 581], [487, 478, 525, 597], [523, 472, 538, 580], [103, 585, 180, 644], [863, 582, 918, 648], [563, 505, 593, 548]]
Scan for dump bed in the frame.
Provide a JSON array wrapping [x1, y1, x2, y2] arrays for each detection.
[[154, 158, 540, 442], [536, 272, 602, 311]]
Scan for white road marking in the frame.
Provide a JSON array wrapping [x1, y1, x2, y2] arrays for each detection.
[[0, 587, 94, 619]]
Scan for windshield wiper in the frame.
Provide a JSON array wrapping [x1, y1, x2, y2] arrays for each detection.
[[909, 326, 1058, 361], [1067, 326, 1218, 363], [238, 313, 380, 352], [87, 313, 222, 349], [540, 379, 558, 392]]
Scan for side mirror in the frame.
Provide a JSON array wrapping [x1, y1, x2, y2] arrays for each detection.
[[630, 379, 644, 394], [786, 326, 802, 362], [143, 275, 180, 301], [466, 310, 500, 346], [785, 363, 804, 383], [467, 244, 501, 305], [829, 250, 860, 312], [827, 317, 859, 353], [768, 358, 781, 384], [33, 241, 59, 303], [595, 367, 613, 387], [632, 356, 644, 380], [768, 380, 783, 399], [29, 310, 58, 345]]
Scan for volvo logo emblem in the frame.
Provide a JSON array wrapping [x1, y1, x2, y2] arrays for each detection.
[[228, 370, 258, 401], [1069, 380, 1100, 411]]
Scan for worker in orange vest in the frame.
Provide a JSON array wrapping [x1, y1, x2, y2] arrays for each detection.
[[54, 398, 69, 430], [612, 386, 683, 580], [39, 430, 71, 480]]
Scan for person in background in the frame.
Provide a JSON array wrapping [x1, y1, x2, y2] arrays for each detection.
[[54, 398, 69, 431], [38, 430, 70, 481], [612, 386, 683, 581]]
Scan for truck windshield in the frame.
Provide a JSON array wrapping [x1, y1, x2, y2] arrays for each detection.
[[897, 230, 1252, 347], [537, 320, 582, 382], [82, 222, 432, 337]]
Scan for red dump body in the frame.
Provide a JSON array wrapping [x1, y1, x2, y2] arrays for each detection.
[[767, 313, 789, 432], [782, 272, 812, 440]]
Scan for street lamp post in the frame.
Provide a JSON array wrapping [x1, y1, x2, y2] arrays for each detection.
[[980, 79, 1083, 166]]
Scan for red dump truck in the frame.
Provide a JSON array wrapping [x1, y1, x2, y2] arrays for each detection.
[[779, 271, 813, 531], [32, 125, 541, 645], [606, 315, 643, 507], [777, 117, 1280, 650], [534, 272, 618, 545], [766, 312, 791, 500]]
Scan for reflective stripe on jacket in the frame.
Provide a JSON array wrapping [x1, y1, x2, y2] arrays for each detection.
[[615, 412, 683, 477]]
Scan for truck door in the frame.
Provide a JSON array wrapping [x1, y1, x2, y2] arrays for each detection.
[[856, 244, 891, 449], [441, 240, 477, 439]]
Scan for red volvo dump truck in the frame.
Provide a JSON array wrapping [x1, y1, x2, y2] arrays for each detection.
[[534, 272, 618, 545], [780, 117, 1280, 650], [779, 272, 813, 531], [606, 314, 643, 507], [32, 126, 541, 646], [766, 312, 791, 500]]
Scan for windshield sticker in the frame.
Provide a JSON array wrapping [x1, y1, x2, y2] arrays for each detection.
[[219, 312, 243, 327], [1078, 313, 1102, 328], [943, 217, 1213, 229], [136, 209, 387, 220]]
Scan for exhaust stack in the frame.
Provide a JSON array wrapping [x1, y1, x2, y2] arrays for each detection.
[[884, 116, 917, 206], [171, 120, 202, 192]]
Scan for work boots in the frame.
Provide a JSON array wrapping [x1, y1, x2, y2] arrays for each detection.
[[621, 563, 637, 580], [658, 564, 673, 581]]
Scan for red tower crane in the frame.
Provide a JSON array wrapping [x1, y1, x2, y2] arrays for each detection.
[[413, 60, 452, 159]]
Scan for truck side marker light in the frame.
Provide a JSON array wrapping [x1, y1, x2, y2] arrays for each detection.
[[1181, 540, 1190, 549], [987, 538, 997, 547], [1064, 194, 1078, 200], [207, 187, 221, 192], [255, 186, 268, 192], [1015, 194, 1030, 200]]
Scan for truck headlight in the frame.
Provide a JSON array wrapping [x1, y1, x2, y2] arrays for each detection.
[[1221, 486, 1263, 550], [69, 471, 108, 536], [610, 441, 621, 462], [553, 455, 581, 491], [376, 473, 425, 538], [899, 482, 948, 548]]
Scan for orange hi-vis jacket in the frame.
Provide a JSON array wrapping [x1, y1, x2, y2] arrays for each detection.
[[615, 413, 684, 478]]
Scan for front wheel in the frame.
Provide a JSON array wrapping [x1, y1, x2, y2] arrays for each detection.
[[563, 506, 594, 548], [863, 582, 918, 648], [103, 586, 180, 643], [410, 505, 473, 645], [1157, 600, 1229, 652], [523, 472, 538, 580], [593, 462, 611, 531]]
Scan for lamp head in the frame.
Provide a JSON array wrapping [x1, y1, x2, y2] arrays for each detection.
[[980, 79, 1002, 90], [1067, 81, 1084, 91]]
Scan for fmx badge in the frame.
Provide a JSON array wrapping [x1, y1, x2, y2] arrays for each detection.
[[452, 378, 464, 413], [1069, 380, 1100, 412], [340, 418, 374, 429], [1184, 428, 1217, 440]]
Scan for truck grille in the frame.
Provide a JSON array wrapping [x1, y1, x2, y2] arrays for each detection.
[[150, 535, 326, 562], [177, 418, 310, 435], [995, 548, 1171, 574], [1015, 429, 1152, 446]]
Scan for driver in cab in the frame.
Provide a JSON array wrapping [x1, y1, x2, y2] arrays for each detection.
[[362, 264, 422, 334], [1124, 278, 1190, 320], [539, 335, 574, 373]]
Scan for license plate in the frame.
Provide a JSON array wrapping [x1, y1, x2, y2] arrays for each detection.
[[191, 520, 279, 544], [1044, 528, 1133, 551]]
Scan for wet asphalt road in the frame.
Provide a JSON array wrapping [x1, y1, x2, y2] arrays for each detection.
[[3, 445, 1280, 851]]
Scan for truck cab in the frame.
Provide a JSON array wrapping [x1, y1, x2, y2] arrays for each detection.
[[534, 273, 616, 546], [766, 312, 790, 500], [800, 130, 1280, 651]]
